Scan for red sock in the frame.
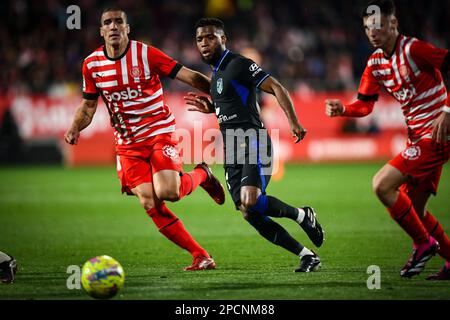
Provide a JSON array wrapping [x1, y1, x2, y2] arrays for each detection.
[[387, 191, 429, 244], [146, 206, 177, 229], [178, 168, 208, 199], [422, 211, 450, 261], [147, 204, 209, 258]]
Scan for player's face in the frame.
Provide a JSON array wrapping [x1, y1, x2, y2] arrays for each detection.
[[100, 11, 130, 47], [196, 26, 226, 65], [363, 14, 397, 49]]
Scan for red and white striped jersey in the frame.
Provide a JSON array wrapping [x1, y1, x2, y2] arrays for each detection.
[[358, 35, 449, 143], [82, 40, 182, 145]]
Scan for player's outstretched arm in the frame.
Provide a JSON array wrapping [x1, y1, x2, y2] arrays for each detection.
[[259, 76, 306, 143], [175, 66, 211, 95], [64, 99, 98, 145], [325, 98, 375, 118], [326, 62, 378, 119], [183, 92, 214, 114]]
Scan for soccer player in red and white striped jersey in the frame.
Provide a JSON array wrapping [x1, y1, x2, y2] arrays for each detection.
[[64, 8, 225, 271], [325, 0, 450, 279]]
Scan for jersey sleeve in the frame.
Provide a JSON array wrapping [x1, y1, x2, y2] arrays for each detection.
[[410, 39, 449, 72], [148, 46, 183, 79], [342, 63, 379, 117], [82, 60, 99, 100], [357, 65, 380, 102], [342, 99, 375, 117], [233, 57, 270, 88]]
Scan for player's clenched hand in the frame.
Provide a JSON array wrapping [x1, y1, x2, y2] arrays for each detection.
[[432, 112, 450, 144], [291, 123, 307, 143], [325, 99, 345, 117], [184, 92, 214, 114], [64, 127, 80, 145]]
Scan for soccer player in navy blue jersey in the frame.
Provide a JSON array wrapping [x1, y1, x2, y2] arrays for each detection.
[[185, 18, 325, 272]]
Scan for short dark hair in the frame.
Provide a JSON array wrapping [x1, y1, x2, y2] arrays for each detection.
[[194, 18, 225, 34], [100, 7, 128, 24], [362, 0, 396, 18]]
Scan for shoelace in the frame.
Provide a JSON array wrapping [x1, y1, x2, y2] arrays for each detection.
[[404, 250, 417, 267], [307, 210, 316, 228]]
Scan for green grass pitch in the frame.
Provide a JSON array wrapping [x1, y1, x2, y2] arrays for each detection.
[[0, 163, 449, 300]]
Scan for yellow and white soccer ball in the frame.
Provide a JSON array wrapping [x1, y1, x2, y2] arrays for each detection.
[[81, 255, 125, 299]]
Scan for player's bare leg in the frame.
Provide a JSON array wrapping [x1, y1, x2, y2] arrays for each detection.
[[132, 182, 215, 271], [153, 170, 181, 202], [372, 164, 408, 208], [239, 186, 320, 272], [132, 182, 162, 211], [240, 186, 261, 209], [153, 166, 225, 205], [372, 164, 439, 277]]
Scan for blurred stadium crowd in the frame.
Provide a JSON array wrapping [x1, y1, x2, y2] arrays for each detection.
[[1, 0, 449, 96]]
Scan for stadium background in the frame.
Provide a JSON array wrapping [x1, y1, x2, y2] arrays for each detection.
[[1, 0, 449, 166], [1, 0, 450, 301]]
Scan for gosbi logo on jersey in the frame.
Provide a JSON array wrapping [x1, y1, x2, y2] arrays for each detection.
[[130, 66, 142, 78], [103, 85, 143, 102], [162, 145, 180, 162], [402, 145, 421, 161], [392, 85, 416, 103]]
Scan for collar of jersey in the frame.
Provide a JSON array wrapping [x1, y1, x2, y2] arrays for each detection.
[[103, 40, 131, 61], [213, 49, 230, 73], [384, 35, 402, 60]]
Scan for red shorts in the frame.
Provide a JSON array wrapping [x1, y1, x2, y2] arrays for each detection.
[[115, 133, 182, 195], [388, 139, 450, 195]]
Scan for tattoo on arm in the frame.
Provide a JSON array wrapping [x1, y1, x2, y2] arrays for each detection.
[[73, 100, 97, 131], [79, 109, 92, 128]]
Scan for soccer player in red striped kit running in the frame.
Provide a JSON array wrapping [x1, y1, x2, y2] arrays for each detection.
[[325, 0, 450, 279], [64, 8, 225, 271]]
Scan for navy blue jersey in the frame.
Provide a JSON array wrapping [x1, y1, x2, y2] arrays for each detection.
[[210, 50, 270, 131]]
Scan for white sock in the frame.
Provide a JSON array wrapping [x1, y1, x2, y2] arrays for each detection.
[[299, 247, 314, 258], [296, 208, 305, 224]]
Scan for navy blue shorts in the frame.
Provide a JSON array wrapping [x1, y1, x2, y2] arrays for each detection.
[[222, 129, 273, 208]]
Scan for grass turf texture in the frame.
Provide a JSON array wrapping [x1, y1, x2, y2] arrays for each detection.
[[0, 163, 449, 300]]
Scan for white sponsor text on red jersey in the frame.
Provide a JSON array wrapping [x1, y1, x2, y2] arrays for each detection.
[[82, 40, 180, 145], [360, 35, 449, 143]]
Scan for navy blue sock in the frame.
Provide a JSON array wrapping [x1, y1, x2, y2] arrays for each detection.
[[251, 194, 299, 220], [246, 212, 303, 255]]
